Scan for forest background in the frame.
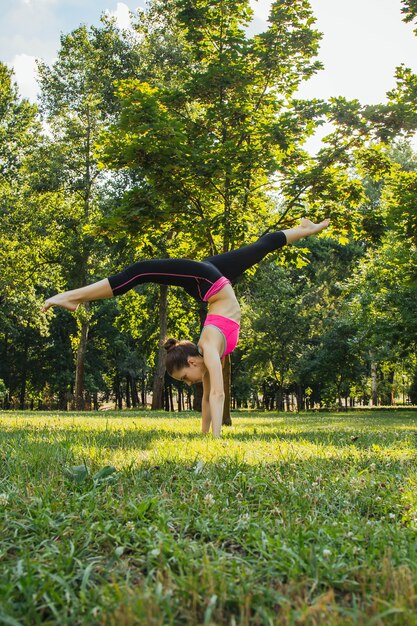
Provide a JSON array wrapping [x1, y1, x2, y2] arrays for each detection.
[[2, 0, 417, 415]]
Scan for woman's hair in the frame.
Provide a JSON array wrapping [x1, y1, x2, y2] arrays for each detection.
[[163, 338, 200, 375]]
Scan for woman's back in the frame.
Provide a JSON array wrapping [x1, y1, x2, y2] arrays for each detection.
[[206, 284, 241, 322]]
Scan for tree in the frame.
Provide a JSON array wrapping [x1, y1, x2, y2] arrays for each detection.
[[347, 144, 417, 405], [0, 63, 73, 408], [239, 263, 305, 410], [37, 18, 140, 409], [234, 233, 367, 411], [98, 0, 327, 421]]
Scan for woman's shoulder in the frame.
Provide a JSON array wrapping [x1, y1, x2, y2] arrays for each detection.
[[198, 326, 225, 358]]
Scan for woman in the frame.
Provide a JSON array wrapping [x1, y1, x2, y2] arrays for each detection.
[[42, 217, 330, 436]]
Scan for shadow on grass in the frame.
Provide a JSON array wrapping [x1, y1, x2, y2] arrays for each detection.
[[1, 417, 417, 453], [226, 429, 417, 448]]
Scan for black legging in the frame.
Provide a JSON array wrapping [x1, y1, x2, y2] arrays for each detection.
[[108, 231, 287, 301]]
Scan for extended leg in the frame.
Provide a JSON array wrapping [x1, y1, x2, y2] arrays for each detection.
[[282, 218, 330, 243], [42, 258, 223, 312], [203, 232, 287, 282], [41, 279, 113, 312], [204, 218, 329, 282]]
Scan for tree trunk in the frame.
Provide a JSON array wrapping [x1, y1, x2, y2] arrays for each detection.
[[125, 377, 131, 408], [152, 285, 168, 410], [409, 370, 417, 404], [382, 368, 395, 406], [276, 387, 284, 412], [337, 377, 343, 408], [19, 338, 29, 410], [58, 390, 67, 411], [164, 382, 170, 411], [285, 393, 291, 412], [371, 359, 378, 406], [193, 383, 203, 411], [222, 355, 232, 425], [131, 377, 139, 407], [296, 384, 305, 411], [390, 370, 395, 405]]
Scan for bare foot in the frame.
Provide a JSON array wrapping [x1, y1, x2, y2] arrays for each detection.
[[41, 292, 80, 313]]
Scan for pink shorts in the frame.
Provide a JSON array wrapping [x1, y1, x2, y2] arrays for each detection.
[[202, 314, 240, 357]]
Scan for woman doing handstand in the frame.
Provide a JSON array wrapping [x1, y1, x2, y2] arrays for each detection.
[[42, 217, 330, 436]]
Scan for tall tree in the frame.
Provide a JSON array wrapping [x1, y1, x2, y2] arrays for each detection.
[[37, 17, 140, 409], [0, 63, 69, 407], [348, 143, 417, 404], [100, 0, 412, 418], [99, 0, 325, 421]]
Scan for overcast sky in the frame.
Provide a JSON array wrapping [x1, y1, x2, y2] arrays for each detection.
[[2, 0, 417, 125]]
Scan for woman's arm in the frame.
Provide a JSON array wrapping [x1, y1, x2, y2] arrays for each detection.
[[202, 345, 225, 437], [201, 371, 211, 433]]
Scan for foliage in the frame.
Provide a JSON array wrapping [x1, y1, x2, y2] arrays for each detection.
[[239, 263, 305, 404], [2, 0, 417, 410], [36, 18, 146, 409], [0, 379, 7, 400], [98, 0, 325, 256], [343, 141, 417, 405], [402, 0, 417, 31]]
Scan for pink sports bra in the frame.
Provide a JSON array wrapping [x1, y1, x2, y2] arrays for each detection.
[[199, 314, 240, 357]]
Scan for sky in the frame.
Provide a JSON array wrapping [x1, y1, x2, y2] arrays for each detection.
[[2, 0, 417, 128]]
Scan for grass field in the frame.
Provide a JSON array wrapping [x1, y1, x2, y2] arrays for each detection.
[[1, 410, 417, 626]]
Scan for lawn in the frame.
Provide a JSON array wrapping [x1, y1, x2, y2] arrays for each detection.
[[1, 410, 417, 626]]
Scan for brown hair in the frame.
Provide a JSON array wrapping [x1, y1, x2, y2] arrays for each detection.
[[163, 338, 200, 375]]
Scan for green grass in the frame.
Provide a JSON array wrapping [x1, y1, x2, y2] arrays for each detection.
[[1, 410, 417, 626]]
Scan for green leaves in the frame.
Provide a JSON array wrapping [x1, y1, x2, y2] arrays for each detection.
[[64, 463, 89, 484], [93, 465, 118, 481], [401, 0, 417, 31], [0, 63, 39, 182], [97, 0, 329, 253], [3, 0, 417, 413], [64, 463, 117, 485]]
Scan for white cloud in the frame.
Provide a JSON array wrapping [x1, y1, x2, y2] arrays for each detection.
[[297, 0, 417, 105], [8, 54, 40, 102], [0, 0, 60, 64], [249, 0, 271, 23], [106, 2, 133, 30]]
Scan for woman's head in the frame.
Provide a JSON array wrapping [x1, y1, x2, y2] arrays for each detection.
[[164, 338, 206, 385]]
